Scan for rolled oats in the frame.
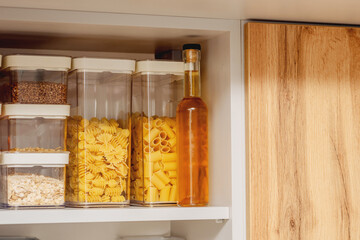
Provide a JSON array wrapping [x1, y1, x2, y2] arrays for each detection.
[[7, 174, 64, 207]]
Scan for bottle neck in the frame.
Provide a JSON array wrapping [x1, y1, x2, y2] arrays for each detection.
[[183, 49, 201, 98]]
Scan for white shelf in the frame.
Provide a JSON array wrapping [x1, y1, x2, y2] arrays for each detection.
[[0, 206, 230, 225]]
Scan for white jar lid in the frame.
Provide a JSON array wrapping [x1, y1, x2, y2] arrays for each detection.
[[1, 104, 70, 119], [135, 60, 184, 75], [3, 55, 71, 71], [0, 152, 69, 165], [72, 57, 135, 73]]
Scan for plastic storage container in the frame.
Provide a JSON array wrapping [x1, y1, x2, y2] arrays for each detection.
[[131, 60, 183, 206], [0, 152, 69, 209], [0, 55, 71, 104], [0, 104, 70, 153], [66, 57, 135, 207]]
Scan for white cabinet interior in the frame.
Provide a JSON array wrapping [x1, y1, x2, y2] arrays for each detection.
[[0, 7, 245, 240]]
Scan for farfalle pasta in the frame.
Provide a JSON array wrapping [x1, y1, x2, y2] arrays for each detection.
[[131, 114, 178, 205], [66, 116, 130, 206]]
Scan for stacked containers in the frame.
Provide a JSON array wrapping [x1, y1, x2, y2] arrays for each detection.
[[66, 58, 134, 207], [131, 60, 183, 206], [0, 55, 71, 209]]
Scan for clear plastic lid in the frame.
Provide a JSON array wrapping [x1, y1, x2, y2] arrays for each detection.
[[3, 55, 71, 71], [135, 60, 184, 75], [72, 57, 135, 73], [1, 104, 70, 119], [0, 152, 69, 165]]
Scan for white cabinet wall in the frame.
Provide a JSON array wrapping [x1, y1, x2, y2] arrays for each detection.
[[0, 7, 245, 240]]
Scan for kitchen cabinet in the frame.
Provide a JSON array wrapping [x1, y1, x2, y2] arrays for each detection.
[[245, 22, 360, 240], [0, 7, 244, 240]]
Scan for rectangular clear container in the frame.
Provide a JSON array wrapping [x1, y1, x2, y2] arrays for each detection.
[[0, 104, 70, 153], [66, 58, 135, 207], [131, 60, 183, 206], [0, 152, 69, 209], [0, 55, 71, 104]]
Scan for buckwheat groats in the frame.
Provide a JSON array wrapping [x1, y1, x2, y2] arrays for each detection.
[[0, 55, 70, 104]]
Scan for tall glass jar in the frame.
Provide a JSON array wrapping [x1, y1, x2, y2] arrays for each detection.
[[66, 58, 134, 207], [131, 60, 183, 206]]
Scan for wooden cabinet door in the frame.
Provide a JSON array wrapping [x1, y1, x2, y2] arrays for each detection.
[[245, 22, 360, 240]]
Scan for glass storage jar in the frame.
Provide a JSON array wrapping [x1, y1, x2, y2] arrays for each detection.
[[131, 60, 183, 206], [0, 104, 70, 153], [0, 152, 69, 209], [0, 55, 71, 104], [66, 57, 135, 207]]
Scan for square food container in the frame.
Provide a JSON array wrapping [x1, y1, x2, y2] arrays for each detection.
[[0, 104, 70, 153], [0, 152, 69, 209], [66, 58, 135, 207], [0, 55, 71, 104], [131, 60, 183, 206]]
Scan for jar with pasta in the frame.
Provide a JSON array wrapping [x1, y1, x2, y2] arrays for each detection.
[[66, 58, 135, 207], [131, 60, 183, 206]]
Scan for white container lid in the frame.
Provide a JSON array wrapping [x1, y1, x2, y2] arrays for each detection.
[[3, 55, 71, 71], [135, 60, 184, 75], [1, 104, 70, 119], [72, 58, 135, 73], [0, 152, 69, 165]]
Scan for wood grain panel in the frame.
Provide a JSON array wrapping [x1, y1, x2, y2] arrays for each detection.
[[245, 22, 360, 240]]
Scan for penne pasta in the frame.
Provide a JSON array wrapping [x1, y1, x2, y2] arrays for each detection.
[[160, 140, 169, 146], [144, 162, 153, 178], [159, 131, 167, 139], [155, 170, 171, 184], [152, 118, 163, 128], [131, 115, 178, 204], [161, 122, 175, 139], [162, 153, 177, 162], [168, 138, 176, 147], [168, 171, 177, 178], [144, 178, 153, 189], [164, 117, 176, 128], [151, 137, 161, 147], [159, 186, 171, 202], [169, 185, 177, 202], [146, 187, 159, 202], [163, 162, 177, 171], [150, 174, 166, 190], [144, 128, 160, 142], [145, 151, 162, 162], [144, 146, 153, 154], [170, 179, 177, 185], [160, 146, 171, 153], [153, 161, 163, 172]]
